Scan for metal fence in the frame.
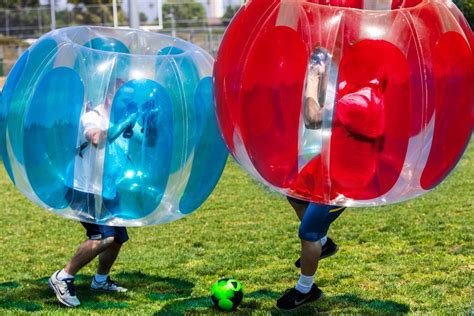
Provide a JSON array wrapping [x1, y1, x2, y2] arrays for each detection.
[[0, 7, 52, 37], [0, 1, 239, 75], [0, 1, 239, 38]]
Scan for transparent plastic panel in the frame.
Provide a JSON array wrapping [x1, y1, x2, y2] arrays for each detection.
[[23, 67, 84, 209]]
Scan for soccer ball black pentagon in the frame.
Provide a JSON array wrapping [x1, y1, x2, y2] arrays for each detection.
[[210, 278, 244, 311]]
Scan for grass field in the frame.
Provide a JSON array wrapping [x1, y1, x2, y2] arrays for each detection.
[[0, 142, 472, 315]]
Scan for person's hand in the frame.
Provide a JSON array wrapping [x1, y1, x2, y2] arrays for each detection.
[[86, 128, 107, 147], [304, 97, 323, 129]]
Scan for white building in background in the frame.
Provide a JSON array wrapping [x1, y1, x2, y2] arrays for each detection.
[[208, 0, 224, 18], [122, 0, 227, 24]]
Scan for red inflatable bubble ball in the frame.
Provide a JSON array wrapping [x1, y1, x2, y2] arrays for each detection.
[[214, 0, 473, 206]]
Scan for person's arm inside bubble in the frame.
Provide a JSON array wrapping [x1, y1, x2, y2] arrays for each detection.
[[82, 111, 106, 148], [107, 111, 139, 143], [304, 51, 328, 129], [105, 99, 140, 143]]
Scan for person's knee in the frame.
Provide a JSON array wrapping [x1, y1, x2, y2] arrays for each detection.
[[100, 236, 115, 247], [299, 226, 320, 242]]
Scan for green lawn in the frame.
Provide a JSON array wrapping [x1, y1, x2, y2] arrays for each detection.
[[0, 144, 472, 315]]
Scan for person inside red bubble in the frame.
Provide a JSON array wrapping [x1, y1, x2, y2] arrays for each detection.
[[277, 47, 386, 310]]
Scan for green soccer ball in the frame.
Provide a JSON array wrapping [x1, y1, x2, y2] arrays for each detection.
[[210, 278, 244, 311]]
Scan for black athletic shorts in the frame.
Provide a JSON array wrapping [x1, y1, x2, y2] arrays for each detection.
[[80, 221, 129, 244]]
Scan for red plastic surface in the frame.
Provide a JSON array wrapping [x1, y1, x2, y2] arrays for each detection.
[[329, 40, 411, 200], [421, 32, 474, 190], [214, 0, 280, 153], [240, 26, 308, 187]]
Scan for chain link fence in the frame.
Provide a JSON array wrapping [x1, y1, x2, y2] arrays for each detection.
[[0, 1, 240, 76]]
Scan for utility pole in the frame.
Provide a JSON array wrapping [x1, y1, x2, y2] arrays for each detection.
[[168, 7, 176, 37], [50, 0, 56, 30], [112, 0, 118, 28], [128, 0, 140, 29], [5, 10, 10, 36]]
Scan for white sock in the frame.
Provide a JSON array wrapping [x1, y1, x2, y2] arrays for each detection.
[[295, 273, 314, 294], [57, 269, 74, 280], [94, 273, 108, 283], [320, 236, 327, 246]]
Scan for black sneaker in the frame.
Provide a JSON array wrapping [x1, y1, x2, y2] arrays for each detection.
[[276, 284, 323, 310], [295, 237, 338, 268]]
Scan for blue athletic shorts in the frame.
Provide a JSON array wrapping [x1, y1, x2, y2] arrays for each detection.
[[65, 189, 129, 244], [288, 197, 345, 242]]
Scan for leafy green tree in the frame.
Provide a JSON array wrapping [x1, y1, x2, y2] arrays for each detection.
[[140, 12, 148, 23], [68, 0, 114, 25], [0, 0, 44, 37], [162, 0, 207, 28], [0, 0, 40, 9], [454, 0, 474, 28], [65, 0, 126, 26], [222, 5, 239, 26]]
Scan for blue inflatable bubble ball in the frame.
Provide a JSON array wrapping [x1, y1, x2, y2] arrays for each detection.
[[0, 26, 228, 226]]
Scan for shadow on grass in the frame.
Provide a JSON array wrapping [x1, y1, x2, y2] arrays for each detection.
[[154, 289, 281, 315], [314, 294, 410, 315], [265, 293, 409, 315], [0, 282, 20, 289], [0, 275, 409, 314], [154, 289, 409, 315], [0, 271, 195, 312]]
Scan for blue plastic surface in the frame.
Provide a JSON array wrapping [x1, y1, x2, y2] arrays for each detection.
[[7, 38, 58, 166], [179, 77, 228, 213], [23, 67, 84, 209], [102, 79, 173, 220], [0, 50, 29, 183], [83, 37, 130, 53], [156, 46, 200, 173]]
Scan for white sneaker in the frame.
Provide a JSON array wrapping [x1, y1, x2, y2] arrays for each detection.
[[48, 270, 80, 307], [91, 276, 127, 292]]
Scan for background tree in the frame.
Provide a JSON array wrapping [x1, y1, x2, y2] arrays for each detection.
[[0, 0, 43, 37], [222, 5, 239, 26], [162, 0, 207, 28], [0, 0, 40, 9], [67, 0, 125, 26], [453, 0, 473, 28], [139, 12, 148, 24]]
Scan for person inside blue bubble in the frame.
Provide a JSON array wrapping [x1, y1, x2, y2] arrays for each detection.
[[48, 78, 136, 308]]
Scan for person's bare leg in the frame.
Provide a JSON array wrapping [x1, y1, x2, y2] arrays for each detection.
[[301, 239, 322, 277], [97, 241, 122, 275], [288, 200, 307, 220], [64, 237, 115, 275]]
